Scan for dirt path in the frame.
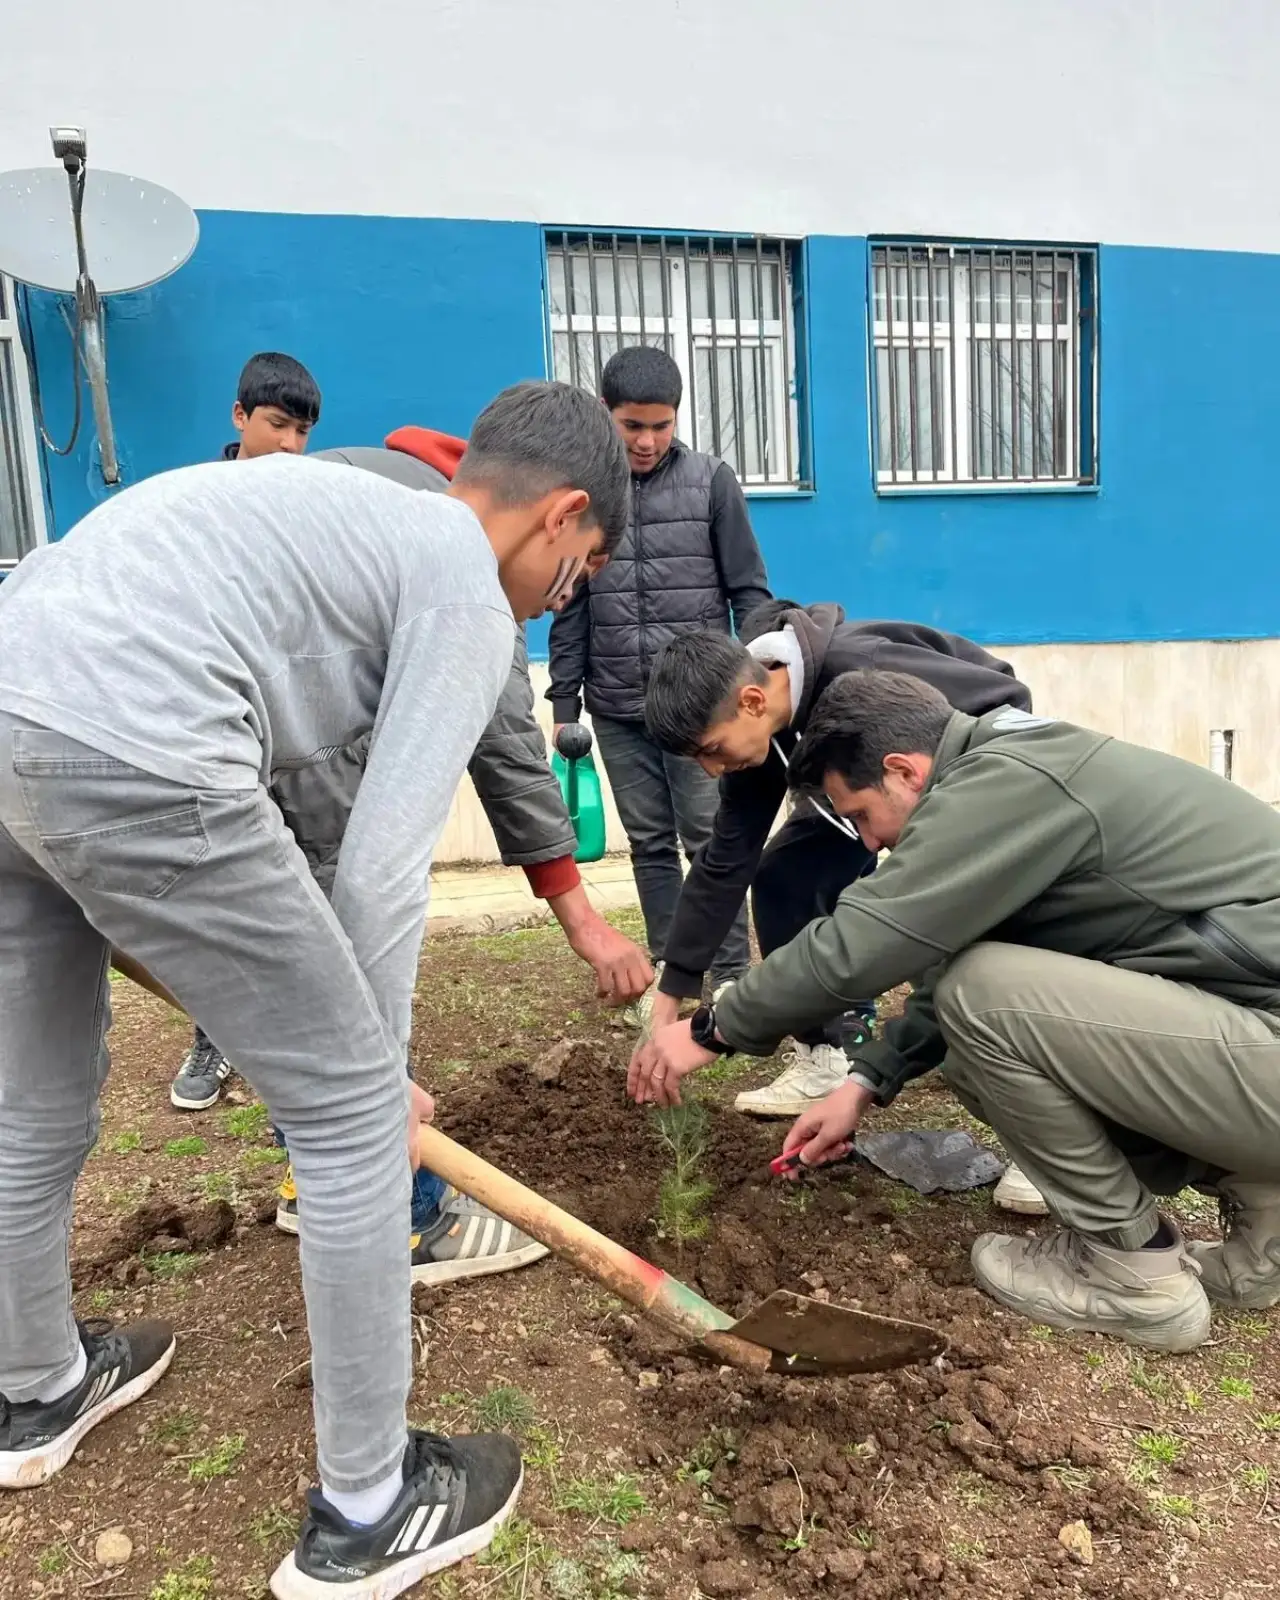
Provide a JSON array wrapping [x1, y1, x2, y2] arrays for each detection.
[[4, 911, 1278, 1599]]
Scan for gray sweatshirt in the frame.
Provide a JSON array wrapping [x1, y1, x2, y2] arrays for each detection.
[[0, 455, 515, 1047]]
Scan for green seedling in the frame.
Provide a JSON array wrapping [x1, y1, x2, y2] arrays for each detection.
[[1134, 1432, 1183, 1467], [947, 1535, 988, 1562], [1219, 1376, 1255, 1401], [522, 1426, 562, 1473], [652, 1100, 713, 1257], [556, 1473, 648, 1527], [475, 1384, 536, 1434], [221, 1103, 270, 1140], [143, 1249, 201, 1281], [152, 1407, 198, 1445], [248, 1507, 296, 1548], [188, 1432, 247, 1482], [851, 1527, 876, 1550], [1128, 1356, 1173, 1400], [198, 1171, 235, 1202], [165, 1135, 207, 1158], [1046, 1465, 1094, 1492], [1241, 1465, 1271, 1491], [107, 1130, 143, 1154], [1027, 1325, 1056, 1341], [1255, 1413, 1280, 1433], [241, 1145, 288, 1170], [954, 1470, 994, 1509], [1149, 1492, 1197, 1521], [150, 1556, 215, 1600], [37, 1542, 71, 1576], [1083, 1351, 1106, 1371]]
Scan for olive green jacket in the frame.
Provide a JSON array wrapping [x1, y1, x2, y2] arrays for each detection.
[[714, 708, 1280, 1100]]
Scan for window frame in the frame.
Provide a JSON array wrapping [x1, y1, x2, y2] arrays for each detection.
[[543, 230, 813, 494], [867, 239, 1099, 495], [0, 276, 49, 569]]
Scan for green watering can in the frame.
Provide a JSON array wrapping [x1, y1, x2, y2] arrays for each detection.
[[552, 723, 607, 864]]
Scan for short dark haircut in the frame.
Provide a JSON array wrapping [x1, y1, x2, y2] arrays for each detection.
[[236, 351, 322, 422], [645, 632, 768, 754], [455, 380, 630, 554], [789, 671, 953, 791], [601, 345, 683, 410]]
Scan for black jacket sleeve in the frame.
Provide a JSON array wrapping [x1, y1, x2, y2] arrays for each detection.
[[708, 463, 771, 634], [867, 637, 1032, 715], [657, 754, 789, 999], [547, 580, 592, 724]]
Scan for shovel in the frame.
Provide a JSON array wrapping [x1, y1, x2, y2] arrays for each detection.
[[113, 952, 947, 1376], [417, 1124, 946, 1376]]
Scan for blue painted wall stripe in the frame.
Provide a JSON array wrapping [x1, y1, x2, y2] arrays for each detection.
[[22, 214, 1280, 657]]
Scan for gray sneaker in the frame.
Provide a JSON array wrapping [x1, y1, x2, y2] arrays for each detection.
[[411, 1189, 549, 1286], [169, 1033, 232, 1111], [1187, 1178, 1280, 1309], [971, 1219, 1211, 1353]]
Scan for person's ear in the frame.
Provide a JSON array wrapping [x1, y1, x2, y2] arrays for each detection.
[[543, 487, 590, 542], [232, 401, 248, 432], [739, 683, 769, 718]]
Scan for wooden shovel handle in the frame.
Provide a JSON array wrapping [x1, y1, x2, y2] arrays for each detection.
[[417, 1124, 771, 1373], [109, 957, 770, 1372]]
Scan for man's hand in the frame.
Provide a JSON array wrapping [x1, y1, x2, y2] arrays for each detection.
[[563, 910, 653, 1004], [647, 990, 680, 1035], [408, 1080, 436, 1171], [778, 1079, 874, 1174], [627, 1019, 716, 1107], [552, 723, 568, 749]]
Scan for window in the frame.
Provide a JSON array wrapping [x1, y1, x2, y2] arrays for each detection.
[[869, 242, 1097, 489], [0, 277, 46, 568], [545, 231, 808, 489]]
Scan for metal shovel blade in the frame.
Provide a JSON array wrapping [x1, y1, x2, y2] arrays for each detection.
[[724, 1290, 947, 1375]]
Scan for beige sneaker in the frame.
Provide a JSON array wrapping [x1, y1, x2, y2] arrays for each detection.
[[993, 1162, 1050, 1216], [1187, 1178, 1280, 1309], [971, 1220, 1211, 1352], [734, 1040, 849, 1118]]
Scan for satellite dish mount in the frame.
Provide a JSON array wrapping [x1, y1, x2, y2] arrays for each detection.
[[0, 128, 199, 490]]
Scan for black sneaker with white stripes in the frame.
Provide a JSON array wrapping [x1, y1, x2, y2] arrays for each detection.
[[0, 1318, 175, 1489], [270, 1429, 523, 1600], [170, 1028, 232, 1111]]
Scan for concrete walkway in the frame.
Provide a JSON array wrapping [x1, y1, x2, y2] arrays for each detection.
[[428, 853, 638, 935]]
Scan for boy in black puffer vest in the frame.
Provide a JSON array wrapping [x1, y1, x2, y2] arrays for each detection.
[[548, 347, 771, 1024]]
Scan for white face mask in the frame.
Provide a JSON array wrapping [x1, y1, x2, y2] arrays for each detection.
[[544, 554, 587, 611]]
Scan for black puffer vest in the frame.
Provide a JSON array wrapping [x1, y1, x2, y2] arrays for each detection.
[[582, 443, 727, 722]]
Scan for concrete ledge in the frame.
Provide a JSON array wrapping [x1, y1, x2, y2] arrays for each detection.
[[428, 853, 637, 936]]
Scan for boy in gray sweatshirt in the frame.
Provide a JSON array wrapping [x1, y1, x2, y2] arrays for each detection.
[[0, 382, 628, 1600]]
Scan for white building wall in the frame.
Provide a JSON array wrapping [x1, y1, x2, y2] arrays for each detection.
[[4, 0, 1280, 251]]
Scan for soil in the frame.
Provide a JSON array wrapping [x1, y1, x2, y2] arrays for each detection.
[[5, 910, 1279, 1600]]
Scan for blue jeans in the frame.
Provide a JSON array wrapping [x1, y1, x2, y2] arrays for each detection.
[[592, 715, 750, 986], [274, 1113, 447, 1233]]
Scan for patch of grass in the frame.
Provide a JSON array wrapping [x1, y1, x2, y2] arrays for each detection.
[[1181, 1387, 1204, 1412], [545, 1545, 645, 1600], [198, 1171, 235, 1202], [143, 1249, 201, 1281], [652, 1100, 713, 1256], [87, 1287, 115, 1312], [676, 1429, 738, 1486], [476, 1517, 545, 1596], [165, 1135, 208, 1158], [1255, 1413, 1280, 1433], [1230, 1312, 1272, 1340], [150, 1556, 215, 1600], [188, 1432, 247, 1482], [1126, 1458, 1161, 1488], [887, 1191, 924, 1216], [241, 1145, 288, 1170], [37, 1542, 71, 1576], [152, 1407, 199, 1445], [556, 1473, 648, 1527], [1134, 1432, 1183, 1467], [946, 1534, 988, 1562], [1241, 1465, 1271, 1491], [434, 1058, 472, 1079], [954, 1470, 995, 1509], [1149, 1492, 1198, 1522], [474, 1384, 536, 1434], [1027, 1324, 1056, 1342], [1222, 1350, 1254, 1371], [523, 1425, 562, 1473], [1083, 1351, 1106, 1371], [851, 1526, 876, 1550], [107, 1129, 143, 1154], [248, 1507, 296, 1548], [699, 1052, 767, 1087], [1219, 1376, 1255, 1401], [221, 1103, 270, 1140], [1168, 1187, 1219, 1222]]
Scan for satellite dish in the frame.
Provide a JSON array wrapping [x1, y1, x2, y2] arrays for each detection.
[[0, 168, 198, 295], [0, 129, 200, 488]]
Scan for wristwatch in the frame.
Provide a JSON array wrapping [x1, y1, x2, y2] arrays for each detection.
[[690, 1004, 735, 1057]]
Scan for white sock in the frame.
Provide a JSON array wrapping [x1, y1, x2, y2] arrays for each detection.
[[323, 1465, 404, 1527], [32, 1343, 88, 1403]]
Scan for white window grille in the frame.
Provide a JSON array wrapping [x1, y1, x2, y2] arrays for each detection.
[[545, 231, 807, 489], [870, 242, 1098, 489]]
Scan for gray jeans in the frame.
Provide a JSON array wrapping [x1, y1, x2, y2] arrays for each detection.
[[936, 941, 1280, 1250], [592, 714, 749, 986], [0, 713, 411, 1493]]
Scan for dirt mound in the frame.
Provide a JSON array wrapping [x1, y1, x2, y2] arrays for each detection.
[[73, 1196, 236, 1286]]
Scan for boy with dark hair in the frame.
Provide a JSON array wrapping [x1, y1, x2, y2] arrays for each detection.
[[222, 350, 322, 460], [0, 381, 628, 1596], [633, 668, 1280, 1353], [632, 602, 1037, 1159], [548, 345, 771, 1026]]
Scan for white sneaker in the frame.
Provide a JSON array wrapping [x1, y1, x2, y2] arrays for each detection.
[[734, 1040, 849, 1118], [993, 1162, 1050, 1216], [622, 962, 663, 1032]]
